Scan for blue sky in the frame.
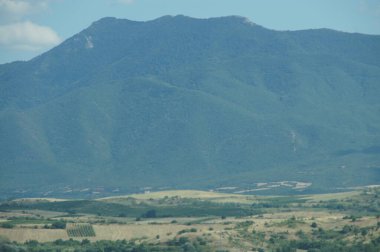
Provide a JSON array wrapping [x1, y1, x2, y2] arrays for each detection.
[[1, 0, 380, 64]]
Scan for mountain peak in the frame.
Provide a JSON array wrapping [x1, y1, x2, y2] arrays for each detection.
[[149, 15, 258, 26], [153, 14, 188, 20], [89, 15, 259, 28], [90, 16, 136, 26], [214, 15, 258, 26]]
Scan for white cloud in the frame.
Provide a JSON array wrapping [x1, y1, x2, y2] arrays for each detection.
[[0, 0, 31, 15], [0, 21, 61, 51], [0, 0, 49, 22], [0, 0, 57, 49]]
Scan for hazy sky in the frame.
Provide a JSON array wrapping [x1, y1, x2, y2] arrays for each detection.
[[0, 0, 380, 64]]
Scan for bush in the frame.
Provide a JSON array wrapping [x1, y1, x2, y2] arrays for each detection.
[[142, 209, 157, 218], [1, 223, 14, 229], [52, 221, 66, 229], [81, 239, 90, 245], [178, 228, 197, 235]]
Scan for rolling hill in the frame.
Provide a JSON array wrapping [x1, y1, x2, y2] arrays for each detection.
[[1, 15, 380, 197]]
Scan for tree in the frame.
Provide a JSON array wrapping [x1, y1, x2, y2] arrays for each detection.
[[0, 223, 14, 229], [52, 221, 66, 229], [142, 209, 157, 218]]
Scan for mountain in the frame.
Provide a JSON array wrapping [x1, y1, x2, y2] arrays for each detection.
[[1, 15, 380, 197]]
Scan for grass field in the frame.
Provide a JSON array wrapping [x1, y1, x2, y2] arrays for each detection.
[[302, 190, 361, 202], [0, 228, 68, 243], [0, 189, 379, 251], [99, 190, 258, 204]]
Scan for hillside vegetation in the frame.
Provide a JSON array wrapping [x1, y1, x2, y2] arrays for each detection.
[[0, 16, 380, 197]]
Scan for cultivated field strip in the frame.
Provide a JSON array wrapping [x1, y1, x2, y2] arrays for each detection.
[[66, 223, 96, 237], [0, 228, 68, 242]]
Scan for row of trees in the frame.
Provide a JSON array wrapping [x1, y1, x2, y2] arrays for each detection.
[[0, 236, 212, 252]]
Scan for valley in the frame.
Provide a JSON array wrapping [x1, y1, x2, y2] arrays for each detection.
[[1, 188, 379, 251], [5, 180, 317, 199]]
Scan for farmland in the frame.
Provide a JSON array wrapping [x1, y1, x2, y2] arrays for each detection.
[[67, 223, 95, 237], [0, 188, 379, 251]]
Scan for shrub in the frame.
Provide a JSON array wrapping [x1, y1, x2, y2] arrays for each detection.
[[1, 223, 14, 229], [142, 209, 157, 218], [81, 239, 90, 245], [52, 221, 66, 229]]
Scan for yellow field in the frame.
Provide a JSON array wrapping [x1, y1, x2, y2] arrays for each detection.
[[0, 219, 232, 243], [100, 189, 368, 205], [99, 189, 258, 204], [101, 189, 239, 199], [93, 223, 215, 241], [1, 188, 378, 251], [1, 209, 378, 244], [302, 190, 361, 202], [0, 228, 68, 242]]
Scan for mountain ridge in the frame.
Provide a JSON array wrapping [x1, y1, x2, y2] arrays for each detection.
[[0, 16, 379, 198]]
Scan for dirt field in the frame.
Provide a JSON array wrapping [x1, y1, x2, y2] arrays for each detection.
[[0, 228, 68, 242]]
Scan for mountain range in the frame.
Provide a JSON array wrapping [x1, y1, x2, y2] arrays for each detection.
[[1, 15, 380, 197]]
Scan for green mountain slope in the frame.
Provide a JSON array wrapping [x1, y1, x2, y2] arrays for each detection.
[[1, 16, 379, 197]]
